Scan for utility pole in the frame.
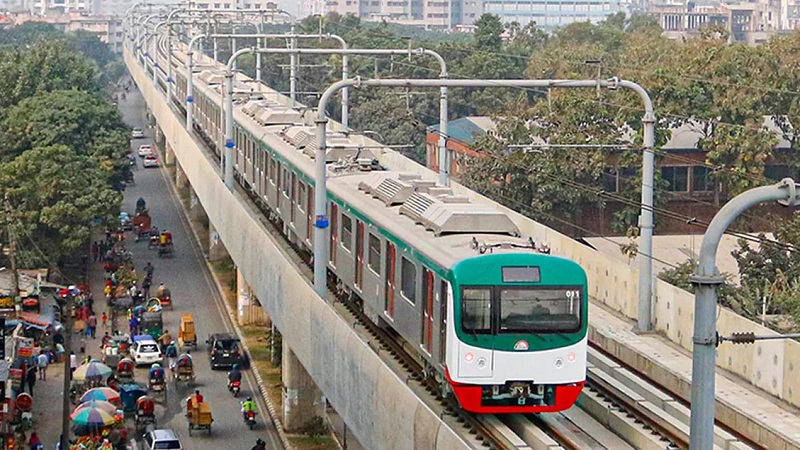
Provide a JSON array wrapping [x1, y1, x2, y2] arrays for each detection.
[[59, 291, 73, 450], [3, 194, 19, 300]]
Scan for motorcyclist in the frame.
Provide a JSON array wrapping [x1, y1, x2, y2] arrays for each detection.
[[227, 363, 242, 390], [156, 283, 166, 299], [250, 438, 266, 450], [241, 397, 257, 421], [136, 197, 146, 211], [158, 330, 172, 353], [148, 363, 164, 381]]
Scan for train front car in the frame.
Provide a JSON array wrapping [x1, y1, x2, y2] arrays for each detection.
[[445, 252, 588, 414]]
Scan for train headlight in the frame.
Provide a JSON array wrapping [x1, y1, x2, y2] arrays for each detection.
[[554, 357, 564, 369], [476, 357, 487, 368], [464, 352, 474, 363], [567, 352, 577, 363]]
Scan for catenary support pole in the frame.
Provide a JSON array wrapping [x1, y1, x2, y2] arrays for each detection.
[[289, 25, 297, 107], [312, 77, 655, 305], [689, 178, 800, 450]]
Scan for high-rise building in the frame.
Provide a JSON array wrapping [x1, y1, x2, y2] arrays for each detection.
[[483, 0, 623, 28], [299, 0, 326, 16]]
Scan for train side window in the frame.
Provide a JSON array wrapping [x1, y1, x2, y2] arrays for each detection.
[[422, 268, 434, 354], [439, 280, 448, 362], [330, 203, 338, 265], [401, 257, 417, 304], [298, 183, 306, 213], [306, 186, 314, 245], [340, 214, 352, 252], [368, 233, 381, 274], [385, 242, 396, 318], [282, 168, 291, 197], [268, 157, 276, 184]]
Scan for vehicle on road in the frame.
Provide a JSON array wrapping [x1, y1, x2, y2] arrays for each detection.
[[207, 333, 243, 369], [138, 144, 153, 157], [119, 211, 133, 231], [143, 155, 159, 168], [132, 127, 144, 139], [130, 336, 162, 366], [186, 395, 212, 436], [142, 429, 182, 450]]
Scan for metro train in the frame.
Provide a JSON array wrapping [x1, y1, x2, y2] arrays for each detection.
[[160, 46, 589, 414]]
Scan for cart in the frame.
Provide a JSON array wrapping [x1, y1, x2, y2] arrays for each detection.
[[133, 213, 151, 242], [140, 311, 163, 341], [186, 398, 212, 436], [178, 314, 196, 349], [134, 396, 156, 431]]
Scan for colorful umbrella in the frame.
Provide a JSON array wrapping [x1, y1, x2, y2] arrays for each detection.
[[75, 400, 117, 414], [74, 362, 112, 381], [70, 406, 117, 426], [80, 387, 121, 406]]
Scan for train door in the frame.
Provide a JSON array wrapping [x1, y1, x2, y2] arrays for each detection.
[[385, 242, 396, 318], [307, 186, 314, 246], [439, 280, 448, 363], [355, 221, 365, 289], [330, 203, 338, 266], [290, 172, 297, 225], [422, 268, 434, 354]]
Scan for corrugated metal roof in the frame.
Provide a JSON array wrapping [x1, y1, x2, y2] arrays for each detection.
[[429, 116, 496, 146]]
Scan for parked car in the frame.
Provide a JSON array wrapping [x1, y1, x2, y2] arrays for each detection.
[[141, 429, 182, 450], [143, 155, 159, 168], [132, 127, 144, 139], [130, 336, 162, 366], [206, 333, 244, 369], [138, 144, 153, 157]]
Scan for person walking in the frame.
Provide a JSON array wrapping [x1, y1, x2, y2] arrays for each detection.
[[101, 312, 108, 329], [26, 366, 36, 396], [129, 316, 139, 336], [36, 352, 47, 381], [87, 313, 97, 339], [91, 242, 99, 262]]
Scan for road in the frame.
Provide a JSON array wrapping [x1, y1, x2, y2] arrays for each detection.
[[117, 85, 282, 449]]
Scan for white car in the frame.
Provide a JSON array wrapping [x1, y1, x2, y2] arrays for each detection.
[[131, 127, 144, 139], [130, 338, 162, 366], [138, 144, 153, 157], [143, 155, 159, 168], [142, 429, 182, 450]]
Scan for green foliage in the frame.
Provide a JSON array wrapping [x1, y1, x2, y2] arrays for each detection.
[[474, 14, 504, 51]]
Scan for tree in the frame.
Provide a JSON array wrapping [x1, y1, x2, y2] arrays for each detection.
[[0, 145, 121, 267], [474, 14, 504, 51]]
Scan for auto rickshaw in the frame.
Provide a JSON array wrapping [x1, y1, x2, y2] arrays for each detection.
[[186, 395, 212, 436], [140, 311, 163, 341], [172, 353, 195, 386], [145, 297, 163, 312], [119, 383, 147, 414], [178, 314, 196, 349], [116, 358, 134, 382], [134, 396, 156, 431]]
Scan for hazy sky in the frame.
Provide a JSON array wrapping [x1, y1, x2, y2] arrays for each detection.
[[276, 0, 300, 17]]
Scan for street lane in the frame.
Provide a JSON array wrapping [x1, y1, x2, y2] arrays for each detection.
[[119, 86, 282, 450]]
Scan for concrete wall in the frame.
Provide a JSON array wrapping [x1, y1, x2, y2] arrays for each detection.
[[125, 49, 470, 450]]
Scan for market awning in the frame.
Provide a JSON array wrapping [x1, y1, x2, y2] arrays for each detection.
[[17, 311, 55, 330]]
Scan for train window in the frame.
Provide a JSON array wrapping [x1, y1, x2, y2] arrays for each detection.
[[282, 169, 290, 197], [307, 186, 314, 244], [499, 287, 582, 333], [355, 221, 365, 288], [298, 183, 306, 213], [385, 242, 396, 318], [439, 280, 448, 362], [400, 257, 417, 304], [268, 157, 276, 184], [422, 268, 434, 354], [368, 233, 381, 273], [330, 203, 338, 265], [461, 288, 491, 334], [341, 214, 352, 251]]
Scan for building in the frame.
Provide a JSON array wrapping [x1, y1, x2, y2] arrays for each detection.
[[299, 0, 326, 16], [483, 0, 623, 28], [3, 11, 124, 51], [427, 116, 795, 234], [186, 0, 280, 10]]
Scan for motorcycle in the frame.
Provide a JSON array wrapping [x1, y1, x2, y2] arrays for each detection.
[[228, 380, 241, 397], [241, 405, 257, 430]]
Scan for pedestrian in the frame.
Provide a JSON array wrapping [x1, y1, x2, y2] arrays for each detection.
[[101, 312, 108, 329], [36, 352, 47, 381], [27, 431, 41, 450], [129, 316, 139, 336], [69, 352, 77, 380], [91, 242, 99, 262], [87, 313, 97, 339], [26, 366, 36, 396], [105, 229, 111, 242]]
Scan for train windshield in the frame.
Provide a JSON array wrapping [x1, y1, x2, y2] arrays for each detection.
[[461, 286, 582, 335], [499, 287, 582, 333]]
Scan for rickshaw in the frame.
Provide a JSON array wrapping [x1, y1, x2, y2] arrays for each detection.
[[145, 297, 163, 312], [134, 396, 156, 431], [133, 213, 151, 242], [172, 354, 195, 386], [119, 383, 147, 414], [157, 241, 174, 258], [178, 314, 196, 349], [148, 371, 167, 401], [116, 358, 134, 383], [157, 288, 172, 310], [140, 311, 163, 341], [186, 395, 212, 436]]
